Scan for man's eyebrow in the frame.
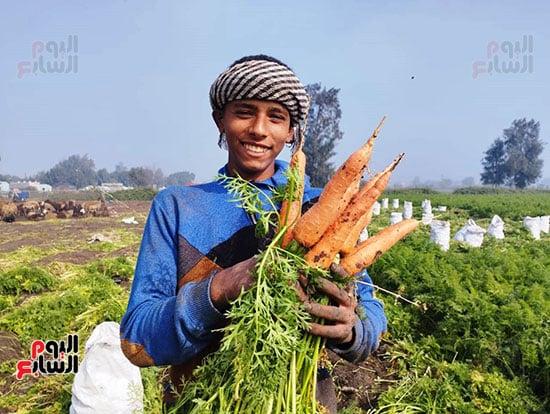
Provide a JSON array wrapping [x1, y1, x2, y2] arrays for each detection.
[[232, 102, 257, 110], [267, 106, 287, 114], [232, 102, 287, 114]]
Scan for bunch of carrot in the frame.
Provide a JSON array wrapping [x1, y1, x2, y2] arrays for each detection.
[[269, 115, 419, 413], [172, 117, 418, 414], [279, 115, 419, 274]]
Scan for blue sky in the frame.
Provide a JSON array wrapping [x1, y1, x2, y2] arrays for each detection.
[[1, 0, 548, 186]]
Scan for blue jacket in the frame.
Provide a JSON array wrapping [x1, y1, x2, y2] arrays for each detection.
[[120, 160, 387, 372]]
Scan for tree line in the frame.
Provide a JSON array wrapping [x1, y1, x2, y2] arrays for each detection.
[[0, 84, 544, 190], [0, 156, 196, 189]]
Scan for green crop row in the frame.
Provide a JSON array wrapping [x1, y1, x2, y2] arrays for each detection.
[[0, 257, 166, 413], [383, 189, 550, 221], [367, 199, 550, 413]]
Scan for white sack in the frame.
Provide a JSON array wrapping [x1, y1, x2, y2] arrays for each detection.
[[70, 322, 143, 414], [122, 217, 139, 225], [421, 199, 432, 214], [381, 198, 389, 209], [372, 201, 381, 216], [403, 201, 413, 219], [523, 216, 541, 240], [453, 218, 486, 247], [487, 215, 505, 239], [392, 198, 400, 209], [422, 213, 434, 225], [540, 215, 549, 234], [390, 212, 403, 225], [430, 220, 450, 251], [358, 227, 369, 244]]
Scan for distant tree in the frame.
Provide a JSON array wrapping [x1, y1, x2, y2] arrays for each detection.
[[37, 154, 97, 188], [127, 167, 155, 187], [503, 118, 544, 188], [165, 171, 196, 186], [480, 119, 545, 188], [111, 163, 130, 185], [96, 168, 111, 184], [0, 173, 23, 182], [480, 138, 507, 187], [152, 168, 165, 187], [303, 83, 343, 187]]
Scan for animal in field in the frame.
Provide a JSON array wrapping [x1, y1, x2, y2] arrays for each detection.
[[0, 201, 18, 222], [43, 199, 76, 218], [17, 200, 42, 217], [73, 200, 110, 218]]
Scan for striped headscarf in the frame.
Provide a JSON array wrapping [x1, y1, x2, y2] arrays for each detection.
[[209, 55, 310, 126]]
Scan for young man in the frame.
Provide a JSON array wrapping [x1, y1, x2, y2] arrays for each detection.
[[120, 55, 387, 412]]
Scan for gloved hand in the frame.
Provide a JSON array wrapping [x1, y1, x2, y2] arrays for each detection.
[[297, 263, 358, 345]]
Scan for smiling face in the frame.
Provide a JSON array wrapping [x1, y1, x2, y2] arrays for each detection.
[[213, 99, 294, 181]]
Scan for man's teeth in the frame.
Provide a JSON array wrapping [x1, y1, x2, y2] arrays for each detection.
[[243, 143, 268, 153]]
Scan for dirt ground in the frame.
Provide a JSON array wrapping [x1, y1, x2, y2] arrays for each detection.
[[0, 200, 150, 263], [0, 200, 395, 412]]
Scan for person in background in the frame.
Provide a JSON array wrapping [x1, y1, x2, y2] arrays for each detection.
[[120, 54, 387, 413]]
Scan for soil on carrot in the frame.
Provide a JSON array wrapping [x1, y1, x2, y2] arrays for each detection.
[[0, 200, 395, 411]]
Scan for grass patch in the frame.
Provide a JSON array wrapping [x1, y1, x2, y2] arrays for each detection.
[[0, 267, 58, 296]]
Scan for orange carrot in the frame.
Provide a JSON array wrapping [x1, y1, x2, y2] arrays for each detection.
[[304, 153, 404, 269], [279, 142, 307, 247], [339, 219, 419, 274], [293, 116, 387, 248], [339, 203, 375, 255], [337, 169, 384, 255]]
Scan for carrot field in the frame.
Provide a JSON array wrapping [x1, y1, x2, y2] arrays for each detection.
[[0, 192, 548, 413]]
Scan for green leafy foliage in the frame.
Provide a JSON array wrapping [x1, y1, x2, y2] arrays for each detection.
[[377, 344, 542, 414], [381, 190, 550, 221], [108, 187, 158, 201], [173, 173, 337, 413], [174, 246, 324, 413], [0, 258, 129, 346], [0, 267, 57, 296], [83, 256, 135, 282], [216, 173, 283, 238], [367, 197, 550, 413], [140, 367, 166, 414], [0, 290, 89, 345]]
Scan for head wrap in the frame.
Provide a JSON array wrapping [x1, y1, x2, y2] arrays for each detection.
[[209, 56, 310, 126]]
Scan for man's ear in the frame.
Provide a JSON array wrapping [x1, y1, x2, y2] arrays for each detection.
[[212, 110, 224, 133], [285, 126, 296, 144]]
